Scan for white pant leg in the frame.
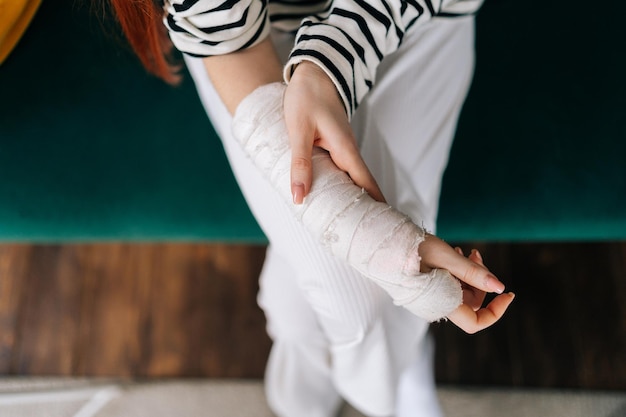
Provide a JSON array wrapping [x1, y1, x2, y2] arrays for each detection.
[[353, 16, 476, 232], [351, 16, 476, 417], [185, 53, 427, 417], [183, 14, 475, 417], [258, 247, 343, 417]]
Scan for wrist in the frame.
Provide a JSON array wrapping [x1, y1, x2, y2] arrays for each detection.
[[289, 61, 346, 114]]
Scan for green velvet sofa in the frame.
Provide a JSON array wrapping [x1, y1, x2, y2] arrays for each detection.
[[0, 0, 624, 243]]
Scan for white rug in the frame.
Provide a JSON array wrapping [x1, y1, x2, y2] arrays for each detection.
[[0, 378, 624, 417]]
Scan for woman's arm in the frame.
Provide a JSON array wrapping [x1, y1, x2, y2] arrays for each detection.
[[201, 38, 283, 114], [163, 0, 281, 112], [232, 82, 514, 330]]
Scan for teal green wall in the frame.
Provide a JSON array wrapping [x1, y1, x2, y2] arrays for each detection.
[[0, 0, 624, 242]]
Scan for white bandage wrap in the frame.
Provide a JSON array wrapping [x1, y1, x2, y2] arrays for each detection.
[[232, 83, 462, 322]]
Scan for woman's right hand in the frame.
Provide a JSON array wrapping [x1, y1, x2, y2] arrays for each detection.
[[283, 61, 385, 204]]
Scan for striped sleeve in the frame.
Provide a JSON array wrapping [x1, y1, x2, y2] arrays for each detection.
[[284, 0, 483, 118], [163, 0, 271, 56]]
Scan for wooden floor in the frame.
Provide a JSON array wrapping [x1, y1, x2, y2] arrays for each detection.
[[0, 244, 270, 378], [0, 242, 624, 391]]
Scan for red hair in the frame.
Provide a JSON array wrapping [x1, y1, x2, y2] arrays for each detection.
[[106, 0, 180, 84]]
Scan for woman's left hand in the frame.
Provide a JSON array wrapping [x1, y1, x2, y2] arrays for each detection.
[[283, 61, 385, 204]]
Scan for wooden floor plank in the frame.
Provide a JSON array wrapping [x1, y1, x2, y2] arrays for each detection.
[[10, 246, 84, 375], [77, 245, 154, 376], [432, 241, 626, 391], [0, 242, 623, 390], [0, 245, 31, 373]]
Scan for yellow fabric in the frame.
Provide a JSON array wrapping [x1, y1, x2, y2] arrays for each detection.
[[0, 0, 42, 64]]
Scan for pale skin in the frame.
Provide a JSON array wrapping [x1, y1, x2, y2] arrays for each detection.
[[203, 38, 515, 333]]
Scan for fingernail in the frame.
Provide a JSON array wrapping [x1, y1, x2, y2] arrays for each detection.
[[486, 273, 505, 294], [474, 249, 483, 262], [292, 183, 304, 205]]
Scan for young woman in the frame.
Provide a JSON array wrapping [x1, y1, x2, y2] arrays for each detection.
[[105, 1, 514, 415]]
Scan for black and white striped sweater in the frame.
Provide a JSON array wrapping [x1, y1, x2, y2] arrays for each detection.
[[164, 0, 483, 117]]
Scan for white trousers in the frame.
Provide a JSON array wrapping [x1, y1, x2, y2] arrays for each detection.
[[184, 16, 475, 417]]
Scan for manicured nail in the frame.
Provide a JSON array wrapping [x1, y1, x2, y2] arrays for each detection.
[[292, 183, 304, 205], [486, 273, 505, 294]]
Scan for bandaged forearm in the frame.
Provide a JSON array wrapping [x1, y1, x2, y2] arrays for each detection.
[[232, 83, 462, 321]]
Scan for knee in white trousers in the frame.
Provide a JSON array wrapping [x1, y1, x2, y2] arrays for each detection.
[[259, 245, 431, 417]]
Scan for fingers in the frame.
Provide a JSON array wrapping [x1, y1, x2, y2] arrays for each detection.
[[448, 292, 516, 334], [330, 143, 385, 203], [448, 247, 515, 333], [421, 236, 506, 295], [289, 133, 313, 205], [457, 248, 487, 311], [283, 64, 319, 205], [284, 62, 385, 204], [443, 243, 505, 294], [288, 129, 384, 204], [468, 248, 482, 265], [457, 258, 505, 294], [286, 106, 384, 204]]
